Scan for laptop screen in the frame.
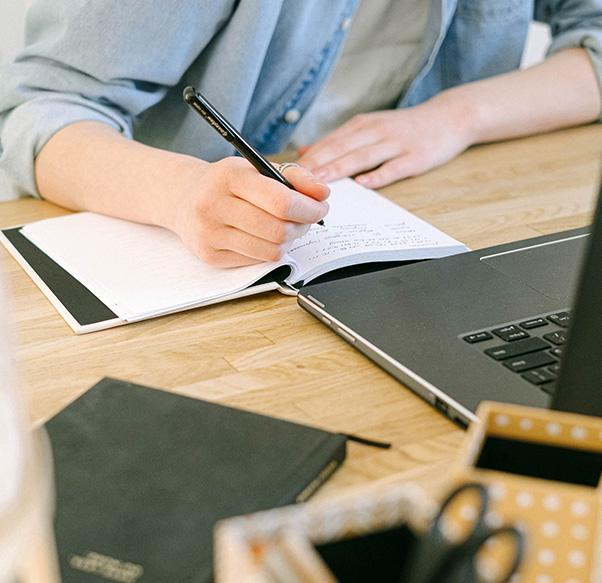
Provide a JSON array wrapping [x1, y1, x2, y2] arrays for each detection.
[[553, 183, 602, 417]]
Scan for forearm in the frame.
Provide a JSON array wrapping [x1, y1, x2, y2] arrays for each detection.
[[34, 121, 329, 268], [442, 48, 602, 145], [34, 121, 204, 229]]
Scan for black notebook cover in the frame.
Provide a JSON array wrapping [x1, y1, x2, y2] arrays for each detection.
[[45, 378, 347, 582], [2, 227, 118, 327], [0, 228, 289, 332]]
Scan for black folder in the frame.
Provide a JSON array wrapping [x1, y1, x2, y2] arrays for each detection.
[[45, 378, 347, 582]]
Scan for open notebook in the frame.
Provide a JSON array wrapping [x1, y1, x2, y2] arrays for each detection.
[[1, 179, 467, 333]]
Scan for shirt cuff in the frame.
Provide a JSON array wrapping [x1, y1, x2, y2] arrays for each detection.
[[0, 96, 133, 199]]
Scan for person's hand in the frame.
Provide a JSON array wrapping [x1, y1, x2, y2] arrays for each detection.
[[169, 158, 329, 267], [297, 93, 476, 189]]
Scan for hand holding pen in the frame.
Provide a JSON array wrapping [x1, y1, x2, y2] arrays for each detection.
[[176, 87, 329, 267]]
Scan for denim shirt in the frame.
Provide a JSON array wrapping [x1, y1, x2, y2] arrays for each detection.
[[0, 0, 601, 199]]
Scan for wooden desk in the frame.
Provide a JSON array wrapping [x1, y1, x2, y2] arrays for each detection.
[[1, 125, 600, 499]]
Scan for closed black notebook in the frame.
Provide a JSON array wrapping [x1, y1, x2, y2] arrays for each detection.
[[45, 378, 347, 582]]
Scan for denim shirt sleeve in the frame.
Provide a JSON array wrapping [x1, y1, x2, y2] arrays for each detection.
[[535, 0, 602, 111], [0, 1, 236, 198]]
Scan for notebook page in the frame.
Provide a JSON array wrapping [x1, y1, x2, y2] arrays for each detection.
[[21, 213, 289, 321], [287, 179, 467, 283]]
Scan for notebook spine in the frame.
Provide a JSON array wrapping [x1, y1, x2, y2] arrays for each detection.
[[294, 439, 347, 503]]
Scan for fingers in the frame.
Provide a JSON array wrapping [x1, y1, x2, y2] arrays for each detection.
[[197, 249, 264, 269], [279, 163, 330, 201], [229, 165, 329, 224], [208, 226, 288, 263], [183, 157, 329, 267], [309, 141, 402, 183], [299, 125, 381, 180], [356, 154, 426, 189], [217, 196, 311, 244]]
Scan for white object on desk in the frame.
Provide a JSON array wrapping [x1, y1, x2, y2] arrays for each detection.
[[0, 277, 59, 583]]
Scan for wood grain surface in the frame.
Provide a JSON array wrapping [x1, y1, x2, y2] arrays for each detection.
[[1, 125, 600, 499]]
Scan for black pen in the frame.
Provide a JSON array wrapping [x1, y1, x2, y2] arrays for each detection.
[[183, 86, 324, 226]]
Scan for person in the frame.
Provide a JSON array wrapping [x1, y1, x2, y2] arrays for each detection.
[[0, 1, 600, 268]]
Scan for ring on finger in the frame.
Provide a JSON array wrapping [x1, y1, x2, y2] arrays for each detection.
[[277, 162, 300, 174]]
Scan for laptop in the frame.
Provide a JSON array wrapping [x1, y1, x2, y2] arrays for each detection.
[[298, 184, 602, 426]]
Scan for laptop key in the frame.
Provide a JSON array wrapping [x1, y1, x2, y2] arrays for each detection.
[[543, 331, 567, 346], [519, 317, 548, 330], [463, 331, 493, 344], [550, 347, 564, 358], [503, 351, 556, 373], [484, 337, 550, 361], [541, 381, 557, 396], [548, 363, 561, 375], [547, 312, 571, 328], [522, 367, 558, 385], [491, 325, 529, 342]]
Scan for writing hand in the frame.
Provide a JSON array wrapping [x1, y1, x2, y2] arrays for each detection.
[[171, 158, 329, 267]]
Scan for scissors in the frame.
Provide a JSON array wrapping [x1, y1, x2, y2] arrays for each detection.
[[400, 482, 524, 583]]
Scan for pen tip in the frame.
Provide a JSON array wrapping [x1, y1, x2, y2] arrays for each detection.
[[317, 220, 325, 227]]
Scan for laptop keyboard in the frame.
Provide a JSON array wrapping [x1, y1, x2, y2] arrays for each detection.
[[462, 310, 571, 396]]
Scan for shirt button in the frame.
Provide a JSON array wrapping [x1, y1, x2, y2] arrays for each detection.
[[283, 108, 301, 124], [341, 17, 352, 30]]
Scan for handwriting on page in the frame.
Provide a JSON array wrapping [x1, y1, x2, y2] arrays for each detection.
[[289, 223, 440, 263], [285, 179, 465, 280]]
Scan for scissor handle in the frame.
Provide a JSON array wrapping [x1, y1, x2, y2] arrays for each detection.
[[443, 525, 525, 583], [399, 483, 490, 583], [400, 483, 524, 583], [433, 483, 524, 583], [481, 526, 524, 583], [431, 482, 490, 540]]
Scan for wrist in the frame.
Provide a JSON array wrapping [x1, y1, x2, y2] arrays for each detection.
[[430, 85, 486, 146], [155, 152, 210, 233]]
